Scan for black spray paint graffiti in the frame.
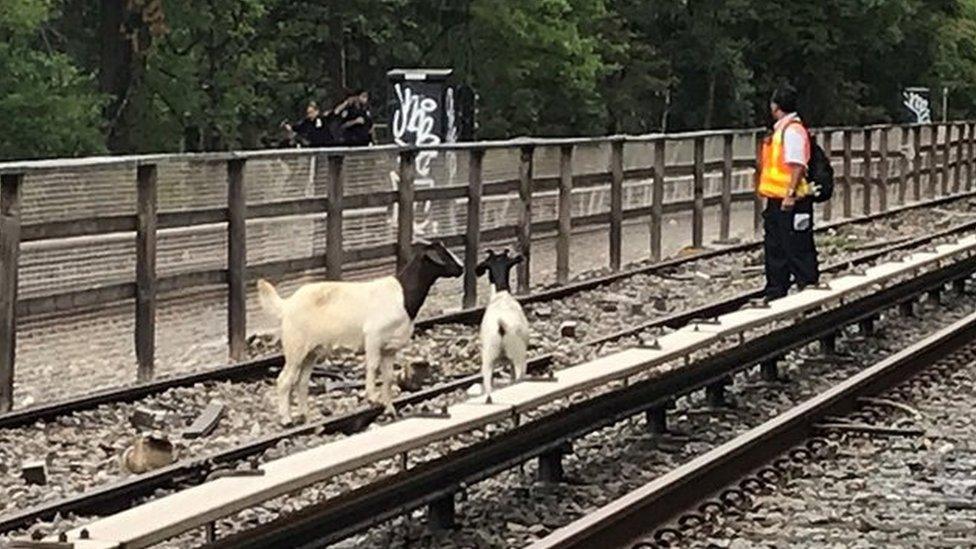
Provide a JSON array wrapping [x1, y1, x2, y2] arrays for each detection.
[[388, 82, 460, 236]]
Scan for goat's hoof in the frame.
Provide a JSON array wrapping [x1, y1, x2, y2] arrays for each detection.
[[293, 414, 307, 424], [485, 395, 493, 405]]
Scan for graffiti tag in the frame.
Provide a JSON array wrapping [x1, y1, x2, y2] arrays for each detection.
[[391, 83, 443, 234], [902, 91, 931, 123]]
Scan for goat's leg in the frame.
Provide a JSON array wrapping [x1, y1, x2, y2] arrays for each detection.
[[481, 343, 500, 404], [295, 362, 315, 422], [379, 351, 397, 416], [364, 339, 383, 406], [277, 335, 309, 425], [505, 336, 528, 381]]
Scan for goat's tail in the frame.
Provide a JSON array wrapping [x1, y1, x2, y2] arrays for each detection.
[[256, 279, 284, 319]]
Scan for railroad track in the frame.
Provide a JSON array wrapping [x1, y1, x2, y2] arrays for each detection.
[[16, 227, 969, 547], [195, 246, 976, 549], [5, 190, 975, 436], [2, 197, 976, 538], [2, 191, 971, 431], [530, 309, 976, 549]]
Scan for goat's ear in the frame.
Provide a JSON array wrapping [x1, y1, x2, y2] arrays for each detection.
[[424, 247, 447, 266], [511, 254, 525, 265], [475, 260, 488, 276]]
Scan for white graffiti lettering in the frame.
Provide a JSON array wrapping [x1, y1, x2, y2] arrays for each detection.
[[391, 83, 443, 235], [903, 91, 931, 123]]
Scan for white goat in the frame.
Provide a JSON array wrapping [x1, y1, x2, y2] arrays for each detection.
[[476, 249, 530, 403], [257, 240, 463, 425]]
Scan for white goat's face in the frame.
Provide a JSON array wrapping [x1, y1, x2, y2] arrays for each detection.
[[416, 240, 464, 278]]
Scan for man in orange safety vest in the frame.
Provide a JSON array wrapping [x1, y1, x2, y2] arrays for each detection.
[[757, 84, 820, 301]]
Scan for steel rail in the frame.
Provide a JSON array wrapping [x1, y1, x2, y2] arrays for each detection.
[[203, 252, 976, 549], [0, 200, 972, 536], [0, 354, 546, 535], [530, 311, 976, 549], [3, 190, 971, 431]]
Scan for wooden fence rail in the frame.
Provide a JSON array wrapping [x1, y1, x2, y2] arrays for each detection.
[[0, 121, 973, 410]]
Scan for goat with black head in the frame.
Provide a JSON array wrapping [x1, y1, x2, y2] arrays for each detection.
[[475, 249, 529, 403], [257, 240, 463, 424]]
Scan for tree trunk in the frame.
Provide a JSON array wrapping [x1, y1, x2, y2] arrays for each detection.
[[704, 71, 717, 130], [99, 0, 134, 152], [327, 14, 347, 101]]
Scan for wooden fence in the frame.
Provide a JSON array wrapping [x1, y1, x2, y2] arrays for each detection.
[[0, 120, 973, 411]]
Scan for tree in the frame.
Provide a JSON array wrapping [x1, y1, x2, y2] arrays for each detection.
[[0, 0, 105, 160]]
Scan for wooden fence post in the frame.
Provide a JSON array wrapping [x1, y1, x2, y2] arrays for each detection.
[[912, 125, 922, 201], [897, 127, 908, 205], [0, 173, 22, 412], [720, 133, 733, 240], [753, 131, 763, 233], [692, 136, 705, 249], [226, 159, 247, 361], [609, 139, 624, 271], [966, 122, 976, 191], [842, 129, 853, 217], [953, 122, 962, 193], [821, 131, 833, 221], [517, 146, 534, 293], [942, 123, 952, 196], [556, 145, 573, 285], [135, 164, 157, 382], [396, 150, 416, 273], [877, 127, 888, 212], [651, 139, 665, 262], [928, 123, 939, 198], [862, 128, 873, 215], [463, 149, 484, 308], [326, 155, 344, 280]]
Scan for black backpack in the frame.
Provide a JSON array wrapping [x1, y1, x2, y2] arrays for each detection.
[[807, 134, 834, 203]]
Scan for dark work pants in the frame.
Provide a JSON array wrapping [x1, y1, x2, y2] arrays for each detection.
[[763, 198, 819, 300]]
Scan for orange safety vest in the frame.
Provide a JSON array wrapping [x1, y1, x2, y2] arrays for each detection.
[[758, 118, 810, 199]]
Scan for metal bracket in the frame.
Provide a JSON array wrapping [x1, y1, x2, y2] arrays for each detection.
[[405, 406, 451, 419], [638, 338, 661, 350], [522, 372, 558, 383]]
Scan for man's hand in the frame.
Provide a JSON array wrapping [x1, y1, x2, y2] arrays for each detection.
[[341, 117, 365, 129], [781, 195, 796, 210]]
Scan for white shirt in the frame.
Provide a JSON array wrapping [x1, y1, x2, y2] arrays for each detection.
[[775, 112, 809, 167]]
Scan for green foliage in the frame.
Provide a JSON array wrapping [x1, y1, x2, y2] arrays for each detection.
[[0, 0, 104, 160], [4, 0, 976, 159]]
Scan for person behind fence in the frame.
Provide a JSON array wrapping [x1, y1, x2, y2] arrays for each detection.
[[281, 101, 331, 147], [337, 88, 374, 146], [757, 83, 820, 301]]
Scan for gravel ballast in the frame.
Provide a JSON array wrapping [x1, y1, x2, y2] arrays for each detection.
[[2, 200, 976, 546]]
